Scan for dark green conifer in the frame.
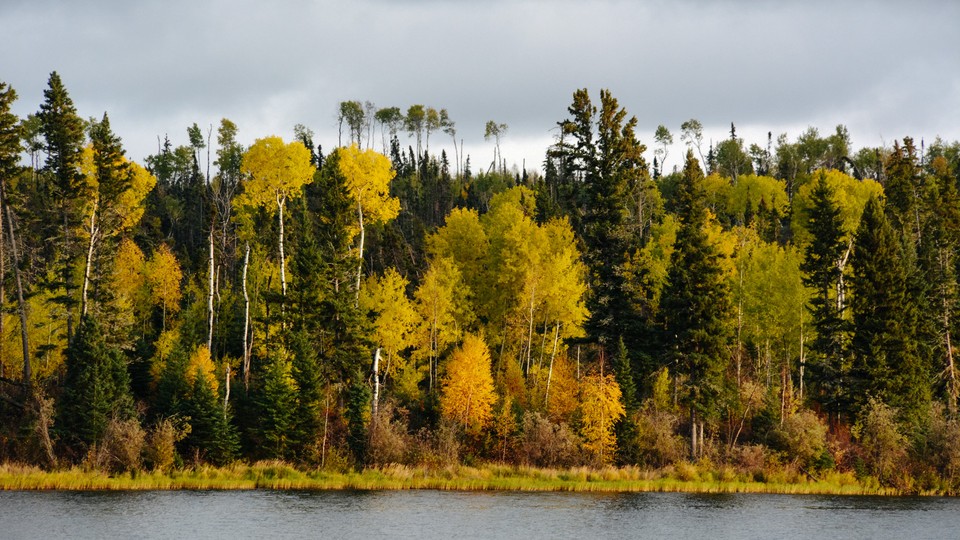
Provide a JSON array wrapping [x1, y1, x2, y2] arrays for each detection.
[[800, 172, 850, 422], [57, 316, 134, 451], [661, 150, 732, 457], [849, 197, 928, 424]]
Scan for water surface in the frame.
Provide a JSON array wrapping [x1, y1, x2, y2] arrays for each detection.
[[1, 489, 957, 539]]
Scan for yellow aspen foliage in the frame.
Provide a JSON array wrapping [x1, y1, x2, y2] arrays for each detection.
[[145, 244, 183, 328], [236, 136, 314, 210], [704, 210, 738, 279], [414, 257, 468, 361], [116, 161, 156, 231], [149, 328, 181, 385], [440, 334, 497, 433], [112, 238, 145, 300], [546, 354, 580, 423], [187, 344, 219, 394], [426, 207, 487, 289], [78, 144, 156, 232], [111, 238, 148, 327], [360, 268, 421, 375], [579, 372, 625, 464], [336, 144, 400, 237], [791, 168, 883, 246]]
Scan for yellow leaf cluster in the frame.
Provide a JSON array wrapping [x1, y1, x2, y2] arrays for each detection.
[[187, 345, 219, 394], [145, 243, 182, 320], [579, 372, 625, 463], [236, 136, 314, 211], [791, 169, 884, 247], [360, 268, 421, 374], [440, 334, 497, 433], [337, 144, 399, 235]]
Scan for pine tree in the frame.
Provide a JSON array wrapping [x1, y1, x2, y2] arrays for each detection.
[[661, 150, 732, 459], [800, 172, 850, 422], [849, 197, 928, 423]]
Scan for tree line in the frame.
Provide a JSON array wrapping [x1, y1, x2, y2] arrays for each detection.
[[1, 73, 960, 489]]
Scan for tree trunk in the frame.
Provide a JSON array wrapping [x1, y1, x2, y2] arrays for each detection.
[[2, 179, 30, 386], [371, 348, 381, 421], [207, 229, 215, 352], [242, 242, 251, 390], [81, 197, 98, 318], [1, 191, 4, 380], [545, 322, 560, 409], [799, 302, 805, 402], [525, 283, 536, 375], [690, 409, 697, 461], [355, 200, 365, 304], [277, 194, 287, 298], [223, 361, 230, 415]]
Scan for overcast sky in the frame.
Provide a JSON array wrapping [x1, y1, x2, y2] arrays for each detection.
[[2, 0, 958, 174]]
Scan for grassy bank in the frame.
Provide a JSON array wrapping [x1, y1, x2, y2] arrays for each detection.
[[0, 461, 912, 495]]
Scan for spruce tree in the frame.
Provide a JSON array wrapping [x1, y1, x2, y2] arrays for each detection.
[[37, 71, 87, 342], [249, 348, 296, 460], [183, 368, 239, 465], [57, 316, 134, 451], [661, 150, 732, 458], [612, 337, 641, 465], [800, 172, 850, 422], [849, 197, 928, 423]]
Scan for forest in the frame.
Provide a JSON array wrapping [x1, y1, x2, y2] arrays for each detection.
[[2, 73, 960, 491]]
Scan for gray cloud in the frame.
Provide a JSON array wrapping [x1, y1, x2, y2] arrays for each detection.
[[2, 0, 957, 168]]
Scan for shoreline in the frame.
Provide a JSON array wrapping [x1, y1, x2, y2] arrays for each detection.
[[0, 462, 920, 496]]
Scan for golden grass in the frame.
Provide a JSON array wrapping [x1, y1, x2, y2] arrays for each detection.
[[0, 461, 907, 495]]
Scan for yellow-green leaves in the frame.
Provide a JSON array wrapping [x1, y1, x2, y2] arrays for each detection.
[[237, 136, 314, 211], [360, 268, 421, 375], [440, 334, 496, 433], [792, 169, 883, 246], [579, 372, 624, 463], [336, 144, 399, 237]]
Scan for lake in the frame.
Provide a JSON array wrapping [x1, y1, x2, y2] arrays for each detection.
[[1, 489, 958, 539]]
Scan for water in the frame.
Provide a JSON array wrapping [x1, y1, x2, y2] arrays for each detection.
[[1, 490, 958, 540]]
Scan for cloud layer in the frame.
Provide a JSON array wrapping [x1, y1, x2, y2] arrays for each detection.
[[3, 0, 957, 169]]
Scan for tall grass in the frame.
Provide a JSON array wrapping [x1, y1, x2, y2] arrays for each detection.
[[0, 461, 908, 495]]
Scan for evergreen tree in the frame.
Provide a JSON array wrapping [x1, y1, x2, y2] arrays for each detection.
[[183, 366, 239, 465], [57, 316, 134, 451], [249, 348, 297, 459], [800, 172, 850, 422], [918, 165, 960, 413], [612, 337, 641, 465], [289, 328, 324, 461], [661, 150, 732, 458], [36, 71, 88, 342], [849, 197, 928, 423], [345, 367, 371, 466], [884, 138, 923, 244]]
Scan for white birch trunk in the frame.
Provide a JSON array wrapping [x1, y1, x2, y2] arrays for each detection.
[[81, 197, 98, 318], [372, 347, 381, 422], [242, 242, 251, 390], [207, 229, 215, 352], [545, 322, 560, 408], [277, 194, 287, 297], [355, 200, 364, 303]]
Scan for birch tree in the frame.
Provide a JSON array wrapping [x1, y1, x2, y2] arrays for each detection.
[[237, 136, 314, 298], [335, 144, 399, 300]]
